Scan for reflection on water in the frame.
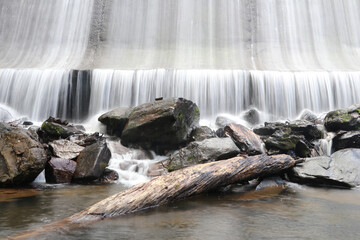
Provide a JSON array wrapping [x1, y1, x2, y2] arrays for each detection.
[[1, 183, 360, 239]]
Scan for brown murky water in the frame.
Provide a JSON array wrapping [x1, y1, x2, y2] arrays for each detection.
[[1, 183, 360, 239]]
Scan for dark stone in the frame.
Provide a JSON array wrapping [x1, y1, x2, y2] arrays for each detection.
[[68, 132, 104, 147], [121, 98, 200, 153], [242, 108, 260, 125], [255, 177, 285, 191], [22, 121, 33, 126], [45, 157, 76, 184], [98, 107, 131, 137], [73, 141, 111, 182], [49, 139, 84, 159], [324, 104, 360, 132], [216, 128, 226, 138], [190, 126, 216, 142], [224, 123, 264, 155], [332, 131, 360, 152], [39, 117, 83, 143], [0, 123, 47, 186], [99, 168, 119, 183], [289, 148, 360, 188], [167, 137, 240, 172]]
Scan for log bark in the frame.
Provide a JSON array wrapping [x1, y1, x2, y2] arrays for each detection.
[[9, 154, 294, 239]]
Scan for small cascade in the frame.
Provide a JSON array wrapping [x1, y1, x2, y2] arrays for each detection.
[[106, 140, 167, 187]]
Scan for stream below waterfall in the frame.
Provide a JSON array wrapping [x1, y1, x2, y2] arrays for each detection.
[[1, 183, 360, 239]]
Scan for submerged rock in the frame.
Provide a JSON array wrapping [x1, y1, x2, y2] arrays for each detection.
[[121, 98, 200, 153], [167, 137, 240, 172], [224, 123, 264, 155], [98, 107, 131, 137], [255, 176, 285, 191], [0, 123, 47, 186], [324, 104, 360, 132], [99, 168, 119, 183], [45, 157, 76, 184], [290, 148, 360, 188], [190, 126, 216, 142], [73, 141, 111, 182]]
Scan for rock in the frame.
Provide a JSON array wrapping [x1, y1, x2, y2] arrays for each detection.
[[224, 123, 264, 155], [242, 108, 260, 125], [22, 121, 33, 126], [255, 176, 285, 191], [49, 139, 84, 159], [167, 137, 240, 172], [190, 126, 216, 141], [68, 132, 104, 147], [332, 131, 360, 152], [215, 128, 226, 138], [290, 148, 360, 188], [0, 106, 13, 122], [99, 168, 119, 183], [0, 123, 47, 186], [73, 141, 111, 182], [147, 159, 169, 177], [215, 115, 236, 128], [299, 109, 318, 123], [324, 104, 360, 132], [98, 107, 131, 137], [121, 98, 200, 153], [45, 157, 76, 184], [39, 117, 83, 143]]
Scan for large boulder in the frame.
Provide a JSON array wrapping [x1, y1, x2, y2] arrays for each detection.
[[0, 123, 47, 186], [98, 107, 131, 137], [289, 148, 360, 188], [242, 108, 260, 126], [324, 104, 360, 132], [332, 131, 360, 152], [73, 141, 111, 182], [224, 123, 264, 155], [121, 98, 200, 153], [45, 157, 76, 184], [49, 139, 84, 159], [167, 137, 240, 172], [39, 117, 83, 143]]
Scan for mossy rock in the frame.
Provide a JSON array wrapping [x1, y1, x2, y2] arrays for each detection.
[[324, 105, 360, 132]]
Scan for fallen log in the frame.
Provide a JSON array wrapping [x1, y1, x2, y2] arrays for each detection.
[[9, 154, 294, 239]]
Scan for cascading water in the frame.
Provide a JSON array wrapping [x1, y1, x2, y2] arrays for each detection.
[[1, 0, 360, 183]]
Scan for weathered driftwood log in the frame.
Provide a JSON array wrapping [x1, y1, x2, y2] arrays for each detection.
[[9, 154, 294, 239]]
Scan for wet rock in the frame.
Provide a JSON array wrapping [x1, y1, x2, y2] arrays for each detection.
[[299, 109, 318, 123], [22, 121, 33, 126], [290, 148, 360, 188], [0, 123, 47, 186], [255, 177, 285, 191], [98, 107, 132, 137], [49, 139, 84, 159], [68, 132, 104, 147], [147, 159, 169, 177], [324, 104, 360, 132], [45, 157, 76, 184], [99, 168, 119, 183], [121, 98, 200, 153], [39, 117, 83, 143], [190, 126, 216, 141], [224, 123, 264, 155], [242, 108, 260, 125], [73, 141, 111, 182], [167, 137, 240, 172], [215, 115, 236, 128], [215, 128, 226, 138], [332, 131, 360, 152]]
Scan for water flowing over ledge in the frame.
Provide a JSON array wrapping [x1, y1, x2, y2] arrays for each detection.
[[1, 68, 360, 122]]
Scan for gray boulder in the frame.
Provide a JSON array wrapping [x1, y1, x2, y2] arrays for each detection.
[[190, 126, 216, 142], [121, 98, 200, 153], [0, 123, 47, 186], [45, 157, 76, 184], [290, 148, 360, 188], [224, 123, 264, 155], [167, 137, 240, 172], [215, 115, 236, 128], [98, 107, 131, 137], [324, 104, 360, 132], [49, 139, 84, 159], [242, 108, 260, 125], [73, 141, 111, 182], [332, 131, 360, 152]]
